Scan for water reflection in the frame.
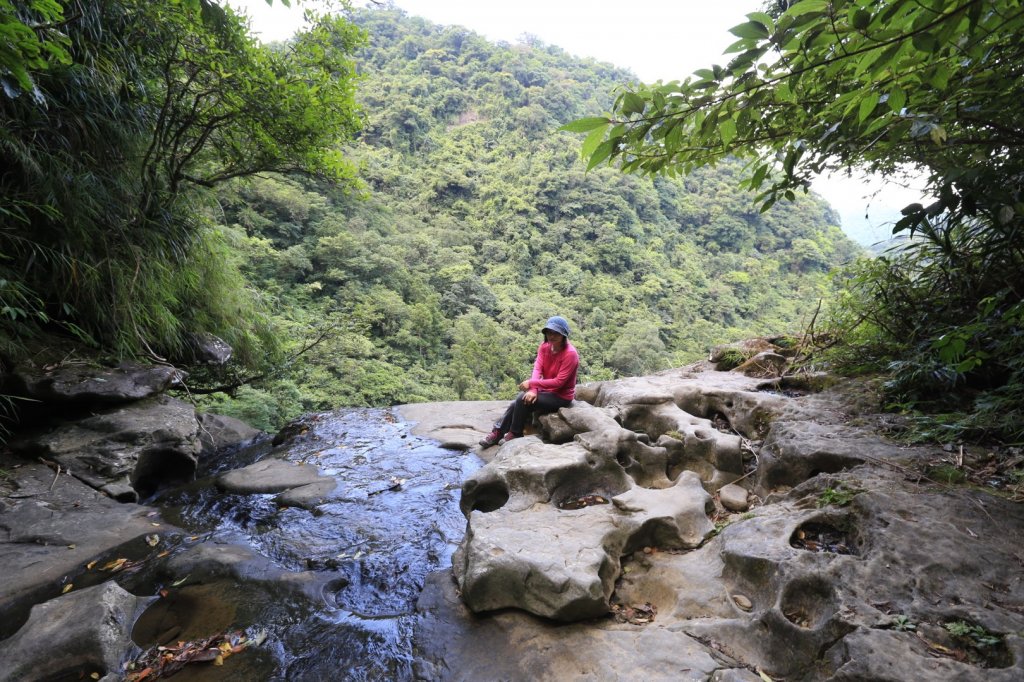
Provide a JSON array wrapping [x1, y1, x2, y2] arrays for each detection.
[[153, 407, 479, 680]]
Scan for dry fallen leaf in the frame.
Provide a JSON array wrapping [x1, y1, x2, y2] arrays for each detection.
[[86, 560, 97, 570], [171, 575, 190, 587], [146, 534, 160, 547], [62, 583, 73, 594]]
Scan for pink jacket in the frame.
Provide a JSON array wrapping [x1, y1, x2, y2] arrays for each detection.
[[528, 341, 579, 401]]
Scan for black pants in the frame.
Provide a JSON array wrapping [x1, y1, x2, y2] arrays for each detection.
[[495, 392, 572, 436]]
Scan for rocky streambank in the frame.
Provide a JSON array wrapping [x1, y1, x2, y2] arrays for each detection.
[[1, 350, 1022, 681], [406, 364, 1024, 681]]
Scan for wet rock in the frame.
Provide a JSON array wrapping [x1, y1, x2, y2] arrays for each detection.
[[7, 395, 201, 501], [0, 461, 166, 639], [216, 457, 327, 495], [399, 400, 507, 455], [719, 483, 750, 511], [3, 361, 184, 406], [183, 331, 233, 365], [197, 411, 263, 455], [0, 581, 148, 682], [275, 479, 338, 509]]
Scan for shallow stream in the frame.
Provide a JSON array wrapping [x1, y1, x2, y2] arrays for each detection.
[[149, 407, 479, 680]]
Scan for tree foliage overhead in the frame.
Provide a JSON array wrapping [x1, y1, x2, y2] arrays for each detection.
[[0, 0, 363, 359], [573, 0, 1024, 440], [576, 0, 1022, 217]]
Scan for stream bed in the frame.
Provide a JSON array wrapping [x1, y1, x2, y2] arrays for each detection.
[[149, 407, 480, 680]]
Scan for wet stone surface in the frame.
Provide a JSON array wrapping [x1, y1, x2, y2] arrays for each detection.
[[150, 407, 480, 679]]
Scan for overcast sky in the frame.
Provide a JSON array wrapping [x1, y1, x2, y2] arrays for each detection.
[[225, 0, 926, 245]]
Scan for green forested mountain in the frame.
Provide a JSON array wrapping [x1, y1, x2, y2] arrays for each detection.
[[196, 7, 861, 427]]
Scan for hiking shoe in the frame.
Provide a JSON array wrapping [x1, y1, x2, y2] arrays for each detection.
[[498, 432, 521, 445], [479, 429, 502, 447]]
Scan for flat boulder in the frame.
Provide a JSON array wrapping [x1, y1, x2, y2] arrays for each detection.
[[4, 361, 183, 406], [217, 457, 329, 495], [399, 400, 507, 453]]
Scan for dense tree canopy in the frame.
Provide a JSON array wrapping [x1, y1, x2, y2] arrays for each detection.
[[574, 0, 1023, 440], [195, 7, 860, 427], [0, 0, 363, 359]]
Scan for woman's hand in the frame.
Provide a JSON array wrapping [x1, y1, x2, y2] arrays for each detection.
[[523, 390, 538, 404], [518, 380, 531, 391]]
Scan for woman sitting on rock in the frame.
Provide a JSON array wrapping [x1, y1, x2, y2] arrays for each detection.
[[480, 316, 579, 447]]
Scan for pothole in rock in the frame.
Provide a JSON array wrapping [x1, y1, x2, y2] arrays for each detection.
[[463, 480, 509, 513], [708, 411, 735, 433], [557, 493, 610, 510], [551, 473, 629, 511], [780, 576, 838, 629], [790, 521, 858, 555]]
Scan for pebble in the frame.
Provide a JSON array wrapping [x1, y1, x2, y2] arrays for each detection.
[[732, 594, 753, 611], [719, 483, 750, 512]]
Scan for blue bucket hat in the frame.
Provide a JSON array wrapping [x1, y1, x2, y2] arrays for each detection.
[[542, 315, 570, 338]]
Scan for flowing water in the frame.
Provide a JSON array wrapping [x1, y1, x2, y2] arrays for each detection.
[[150, 407, 480, 680]]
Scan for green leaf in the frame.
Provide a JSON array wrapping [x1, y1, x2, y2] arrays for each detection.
[[930, 64, 951, 89], [912, 32, 939, 52], [851, 9, 871, 30], [888, 87, 906, 113], [586, 138, 616, 170], [621, 92, 646, 116], [747, 12, 775, 33], [783, 1, 828, 18], [858, 92, 880, 123], [560, 117, 611, 133], [581, 124, 608, 159], [719, 118, 737, 147], [729, 21, 770, 40]]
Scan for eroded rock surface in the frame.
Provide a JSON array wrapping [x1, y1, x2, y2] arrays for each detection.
[[8, 395, 201, 501], [0, 462, 166, 625], [416, 367, 1024, 680]]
